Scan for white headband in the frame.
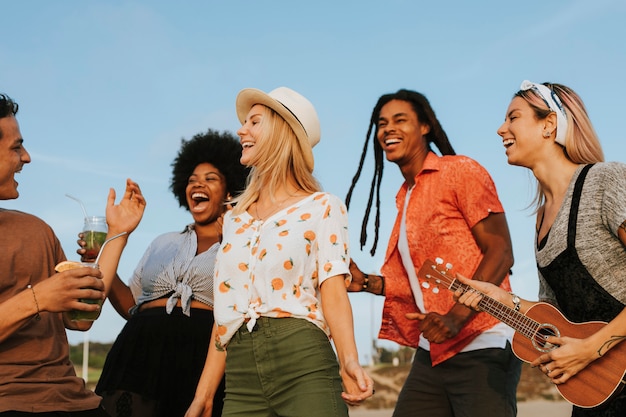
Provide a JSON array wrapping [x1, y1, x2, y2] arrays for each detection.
[[520, 80, 568, 146]]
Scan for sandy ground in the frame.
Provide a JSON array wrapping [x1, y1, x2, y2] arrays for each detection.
[[350, 400, 573, 417]]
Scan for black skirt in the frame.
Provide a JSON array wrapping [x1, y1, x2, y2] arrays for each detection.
[[95, 306, 225, 417]]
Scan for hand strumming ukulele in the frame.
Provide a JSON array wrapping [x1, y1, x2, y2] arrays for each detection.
[[417, 258, 626, 409]]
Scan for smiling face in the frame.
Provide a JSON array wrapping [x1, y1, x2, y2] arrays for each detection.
[[376, 99, 430, 171], [0, 115, 31, 200], [497, 96, 548, 168], [185, 162, 228, 225], [237, 104, 266, 167]]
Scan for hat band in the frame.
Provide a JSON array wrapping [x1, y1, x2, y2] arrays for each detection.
[[275, 100, 308, 140]]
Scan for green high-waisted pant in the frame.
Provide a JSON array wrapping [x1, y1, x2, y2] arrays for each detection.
[[223, 317, 348, 417]]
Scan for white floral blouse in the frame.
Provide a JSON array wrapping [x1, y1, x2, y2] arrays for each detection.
[[214, 192, 350, 348]]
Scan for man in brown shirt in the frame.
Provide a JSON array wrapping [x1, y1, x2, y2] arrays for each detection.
[[0, 93, 108, 416]]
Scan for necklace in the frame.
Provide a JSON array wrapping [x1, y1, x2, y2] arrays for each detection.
[[254, 193, 301, 221]]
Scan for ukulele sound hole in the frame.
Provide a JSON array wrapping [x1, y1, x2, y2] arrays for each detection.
[[532, 324, 560, 352]]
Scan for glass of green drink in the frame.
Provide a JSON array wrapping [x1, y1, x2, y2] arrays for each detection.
[[71, 261, 103, 321], [83, 216, 108, 260], [54, 260, 103, 321], [56, 230, 127, 322]]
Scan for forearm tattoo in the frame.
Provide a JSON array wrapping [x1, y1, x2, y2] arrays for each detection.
[[597, 335, 626, 357]]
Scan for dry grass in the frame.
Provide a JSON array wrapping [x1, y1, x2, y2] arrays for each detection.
[[360, 362, 564, 410]]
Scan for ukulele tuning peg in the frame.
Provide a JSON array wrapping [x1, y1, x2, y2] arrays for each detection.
[[445, 263, 453, 271], [421, 282, 430, 289], [433, 287, 440, 294], [435, 257, 443, 265]]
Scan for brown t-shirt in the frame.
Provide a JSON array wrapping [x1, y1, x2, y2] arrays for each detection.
[[0, 209, 101, 412]]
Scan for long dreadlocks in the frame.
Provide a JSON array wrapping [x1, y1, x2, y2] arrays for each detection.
[[345, 89, 456, 255]]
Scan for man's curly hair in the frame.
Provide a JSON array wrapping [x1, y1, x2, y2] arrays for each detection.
[[170, 129, 249, 210], [0, 94, 19, 140]]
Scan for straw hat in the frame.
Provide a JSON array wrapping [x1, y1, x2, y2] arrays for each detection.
[[236, 87, 320, 171]]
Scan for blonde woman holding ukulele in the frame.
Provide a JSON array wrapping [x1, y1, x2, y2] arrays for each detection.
[[456, 80, 626, 417]]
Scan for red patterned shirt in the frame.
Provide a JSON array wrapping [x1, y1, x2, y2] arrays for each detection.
[[379, 152, 512, 365]]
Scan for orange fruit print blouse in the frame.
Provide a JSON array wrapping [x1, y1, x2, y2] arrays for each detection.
[[214, 192, 351, 348]]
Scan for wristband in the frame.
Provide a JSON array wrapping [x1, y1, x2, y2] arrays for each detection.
[[362, 274, 369, 291], [27, 284, 41, 321], [509, 292, 521, 312]]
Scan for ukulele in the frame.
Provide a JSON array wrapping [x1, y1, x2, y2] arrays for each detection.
[[418, 258, 626, 408]]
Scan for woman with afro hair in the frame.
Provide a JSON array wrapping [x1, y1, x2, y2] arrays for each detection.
[[88, 129, 249, 417]]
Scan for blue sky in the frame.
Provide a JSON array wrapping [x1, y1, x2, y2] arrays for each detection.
[[2, 0, 625, 363]]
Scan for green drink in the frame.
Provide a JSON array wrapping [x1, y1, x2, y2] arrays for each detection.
[[55, 261, 103, 321], [70, 295, 103, 321], [83, 216, 108, 259], [83, 230, 107, 259]]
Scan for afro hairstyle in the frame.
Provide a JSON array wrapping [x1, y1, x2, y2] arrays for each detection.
[[170, 129, 249, 210]]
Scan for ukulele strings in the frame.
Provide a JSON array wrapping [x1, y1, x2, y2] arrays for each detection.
[[437, 272, 543, 342]]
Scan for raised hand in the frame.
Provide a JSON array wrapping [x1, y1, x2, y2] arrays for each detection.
[[105, 178, 146, 236]]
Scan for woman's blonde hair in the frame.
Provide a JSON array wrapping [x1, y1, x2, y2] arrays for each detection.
[[232, 105, 320, 215], [516, 82, 604, 210]]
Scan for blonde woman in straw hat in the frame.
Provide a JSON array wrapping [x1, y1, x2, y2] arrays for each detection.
[[186, 87, 373, 417]]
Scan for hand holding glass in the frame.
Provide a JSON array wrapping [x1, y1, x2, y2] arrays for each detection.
[[54, 261, 103, 321], [55, 231, 127, 321]]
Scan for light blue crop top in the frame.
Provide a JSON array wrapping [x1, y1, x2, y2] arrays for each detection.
[[129, 225, 217, 316]]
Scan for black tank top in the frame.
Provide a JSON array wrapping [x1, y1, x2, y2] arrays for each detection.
[[537, 164, 624, 323]]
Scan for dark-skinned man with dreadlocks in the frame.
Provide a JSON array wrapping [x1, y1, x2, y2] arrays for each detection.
[[345, 89, 521, 417]]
